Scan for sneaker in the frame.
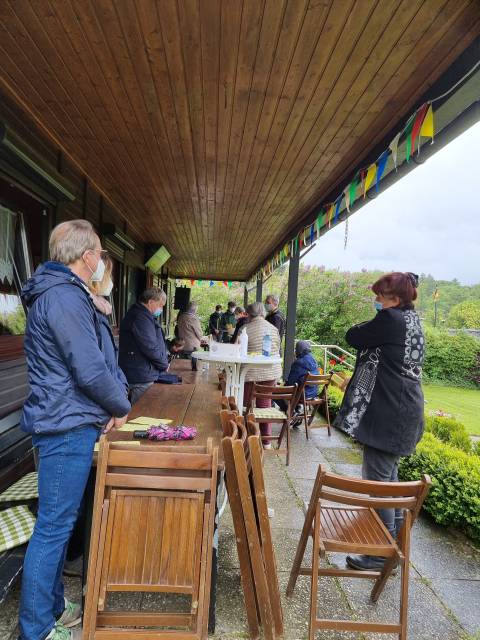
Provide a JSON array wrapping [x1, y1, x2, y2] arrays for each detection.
[[45, 623, 83, 639], [56, 598, 81, 628], [263, 442, 272, 450], [63, 556, 83, 578]]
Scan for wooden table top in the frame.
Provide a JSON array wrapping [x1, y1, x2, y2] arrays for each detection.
[[106, 359, 224, 467]]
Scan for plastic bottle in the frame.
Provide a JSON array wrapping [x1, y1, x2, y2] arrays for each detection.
[[239, 330, 248, 357], [262, 334, 272, 357]]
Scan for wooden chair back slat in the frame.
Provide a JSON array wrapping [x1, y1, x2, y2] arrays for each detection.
[[219, 409, 238, 437], [319, 489, 419, 510], [321, 470, 430, 498], [83, 436, 218, 639], [303, 373, 332, 386]]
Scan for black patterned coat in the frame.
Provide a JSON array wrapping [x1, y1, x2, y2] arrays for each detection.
[[333, 307, 425, 456]]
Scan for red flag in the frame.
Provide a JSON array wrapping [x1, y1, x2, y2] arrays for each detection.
[[411, 104, 428, 155]]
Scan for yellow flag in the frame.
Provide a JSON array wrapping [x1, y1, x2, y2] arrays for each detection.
[[327, 204, 335, 228], [420, 104, 434, 140], [364, 164, 377, 197]]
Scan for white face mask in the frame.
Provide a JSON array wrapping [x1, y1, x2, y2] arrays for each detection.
[[90, 258, 105, 282], [99, 278, 113, 297]]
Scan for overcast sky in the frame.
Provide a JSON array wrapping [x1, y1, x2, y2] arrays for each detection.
[[303, 120, 480, 285]]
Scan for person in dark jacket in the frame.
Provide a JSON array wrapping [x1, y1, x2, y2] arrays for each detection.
[[231, 306, 248, 343], [19, 220, 131, 640], [119, 287, 168, 404], [208, 304, 223, 341], [220, 301, 237, 342], [265, 294, 286, 341], [277, 341, 319, 415], [334, 272, 425, 572]]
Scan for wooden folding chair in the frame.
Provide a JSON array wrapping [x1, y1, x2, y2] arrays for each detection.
[[83, 437, 219, 640], [298, 373, 332, 439], [220, 395, 230, 410], [287, 465, 431, 640], [222, 420, 283, 640], [248, 384, 297, 465]]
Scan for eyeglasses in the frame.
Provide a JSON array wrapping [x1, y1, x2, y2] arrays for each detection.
[[90, 248, 108, 258]]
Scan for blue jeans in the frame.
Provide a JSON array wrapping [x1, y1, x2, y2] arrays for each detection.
[[19, 426, 98, 640]]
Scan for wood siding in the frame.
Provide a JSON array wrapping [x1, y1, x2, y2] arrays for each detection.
[[0, 1, 478, 279]]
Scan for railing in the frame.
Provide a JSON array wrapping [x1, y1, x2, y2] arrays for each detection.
[[306, 343, 356, 373]]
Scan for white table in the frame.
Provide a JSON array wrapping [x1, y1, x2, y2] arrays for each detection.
[[192, 351, 282, 411]]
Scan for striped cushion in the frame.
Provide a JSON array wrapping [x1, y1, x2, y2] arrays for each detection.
[[0, 472, 38, 503], [0, 505, 36, 552], [252, 408, 287, 420]]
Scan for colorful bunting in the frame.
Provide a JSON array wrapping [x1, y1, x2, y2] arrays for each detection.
[[364, 164, 376, 197], [327, 203, 335, 228], [310, 224, 315, 245], [376, 151, 389, 192], [333, 196, 342, 223], [404, 114, 415, 162], [209, 280, 214, 287], [419, 103, 434, 144], [389, 131, 401, 169], [411, 104, 429, 156]]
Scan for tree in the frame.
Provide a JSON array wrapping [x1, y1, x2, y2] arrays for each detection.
[[447, 299, 480, 329]]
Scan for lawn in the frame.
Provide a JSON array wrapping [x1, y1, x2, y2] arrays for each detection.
[[422, 384, 480, 435]]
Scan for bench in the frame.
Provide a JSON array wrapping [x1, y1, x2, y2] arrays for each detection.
[[0, 355, 35, 605]]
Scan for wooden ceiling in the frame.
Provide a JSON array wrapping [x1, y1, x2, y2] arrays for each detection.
[[0, 1, 479, 280]]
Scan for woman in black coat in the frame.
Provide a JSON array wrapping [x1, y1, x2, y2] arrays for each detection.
[[334, 272, 425, 571]]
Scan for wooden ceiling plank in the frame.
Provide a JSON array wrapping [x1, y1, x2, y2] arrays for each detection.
[[226, 0, 354, 261], [242, 0, 379, 242], [267, 0, 473, 244], [0, 4, 149, 238], [219, 0, 288, 272], [94, 0, 185, 242]]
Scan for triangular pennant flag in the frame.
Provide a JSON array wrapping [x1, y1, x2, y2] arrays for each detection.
[[315, 211, 323, 234], [364, 164, 376, 197], [349, 175, 359, 210], [228, 281, 232, 287], [419, 103, 434, 143], [376, 150, 389, 192], [310, 223, 315, 245], [333, 196, 342, 223], [411, 104, 428, 155], [389, 131, 401, 170], [223, 281, 228, 287], [327, 203, 335, 228], [209, 280, 214, 287], [190, 279, 195, 286], [404, 114, 415, 162], [344, 186, 351, 212], [295, 234, 299, 254]]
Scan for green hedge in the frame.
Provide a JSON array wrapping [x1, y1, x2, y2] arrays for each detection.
[[424, 414, 472, 454], [327, 385, 344, 419], [423, 327, 480, 387], [399, 433, 480, 541]]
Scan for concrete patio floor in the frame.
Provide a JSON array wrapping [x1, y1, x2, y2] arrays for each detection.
[[1, 425, 479, 639]]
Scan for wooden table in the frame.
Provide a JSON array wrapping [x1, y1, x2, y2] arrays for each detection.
[[105, 359, 224, 466]]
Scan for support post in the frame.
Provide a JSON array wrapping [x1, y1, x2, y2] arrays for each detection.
[[256, 276, 263, 303], [243, 285, 249, 309], [284, 248, 300, 378]]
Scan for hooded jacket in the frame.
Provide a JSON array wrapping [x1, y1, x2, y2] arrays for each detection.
[[91, 296, 128, 393], [118, 303, 168, 383], [20, 262, 131, 435], [286, 349, 319, 399]]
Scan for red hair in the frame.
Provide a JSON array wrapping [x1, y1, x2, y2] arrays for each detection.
[[372, 272, 418, 307]]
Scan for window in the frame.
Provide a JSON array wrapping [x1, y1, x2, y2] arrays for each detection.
[[0, 207, 32, 336]]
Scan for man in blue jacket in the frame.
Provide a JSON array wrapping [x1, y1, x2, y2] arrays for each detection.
[[118, 288, 168, 404], [19, 220, 131, 640], [277, 341, 320, 419]]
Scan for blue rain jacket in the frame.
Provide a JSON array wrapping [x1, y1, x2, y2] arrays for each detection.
[[286, 352, 320, 399], [20, 262, 131, 435]]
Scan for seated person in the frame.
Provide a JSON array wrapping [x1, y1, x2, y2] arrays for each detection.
[[166, 336, 186, 361], [278, 341, 319, 419]]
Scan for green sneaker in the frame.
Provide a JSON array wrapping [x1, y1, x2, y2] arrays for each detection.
[[45, 623, 82, 639], [56, 597, 81, 628]]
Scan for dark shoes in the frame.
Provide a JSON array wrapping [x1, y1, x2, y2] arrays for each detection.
[[346, 554, 398, 573]]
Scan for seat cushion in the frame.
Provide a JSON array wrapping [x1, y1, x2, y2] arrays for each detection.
[[252, 407, 288, 420], [0, 505, 36, 553], [0, 472, 38, 504]]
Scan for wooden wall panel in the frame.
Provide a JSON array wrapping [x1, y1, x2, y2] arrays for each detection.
[[0, 0, 477, 280]]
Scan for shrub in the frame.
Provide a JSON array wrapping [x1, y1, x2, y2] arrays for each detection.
[[326, 385, 344, 419], [424, 414, 472, 453], [399, 433, 480, 541], [423, 327, 480, 387]]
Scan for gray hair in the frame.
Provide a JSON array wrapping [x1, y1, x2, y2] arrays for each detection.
[[139, 287, 166, 304], [235, 306, 245, 314], [266, 294, 279, 305], [187, 301, 198, 313], [246, 301, 266, 318], [49, 220, 98, 264]]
